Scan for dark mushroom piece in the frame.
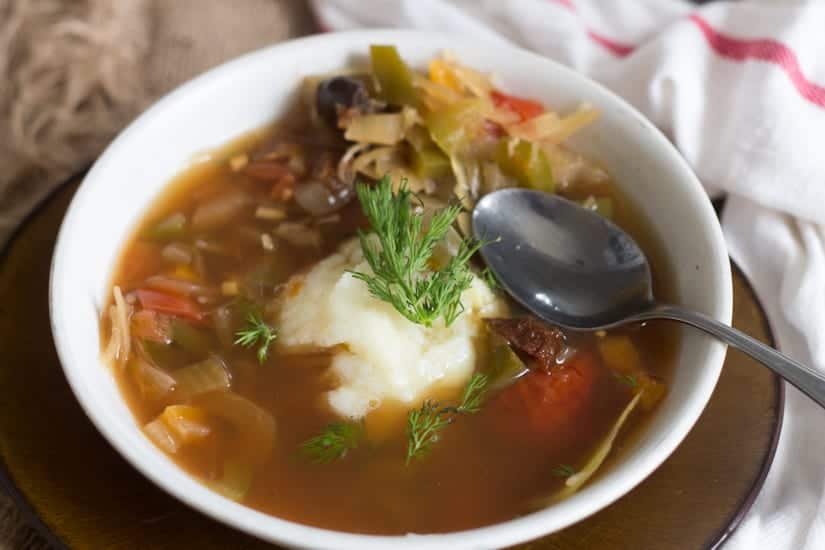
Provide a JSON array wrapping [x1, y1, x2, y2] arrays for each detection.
[[315, 76, 373, 128]]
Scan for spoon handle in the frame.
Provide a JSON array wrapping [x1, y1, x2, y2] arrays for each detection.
[[635, 305, 825, 409]]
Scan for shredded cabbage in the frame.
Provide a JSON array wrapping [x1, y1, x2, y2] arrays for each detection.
[[344, 113, 406, 145], [436, 55, 493, 98], [506, 111, 562, 141], [101, 286, 132, 369], [537, 107, 599, 145]]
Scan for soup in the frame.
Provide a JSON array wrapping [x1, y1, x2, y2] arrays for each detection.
[[101, 45, 678, 534]]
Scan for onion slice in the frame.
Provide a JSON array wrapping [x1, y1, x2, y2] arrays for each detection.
[[129, 358, 176, 401], [338, 142, 371, 184], [193, 391, 276, 467], [207, 460, 254, 502], [144, 417, 180, 454]]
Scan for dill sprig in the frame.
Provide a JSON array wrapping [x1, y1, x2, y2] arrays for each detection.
[[350, 176, 484, 327], [234, 311, 277, 364], [455, 372, 488, 414], [406, 373, 490, 463], [406, 400, 452, 464], [552, 464, 577, 478], [298, 421, 364, 464]]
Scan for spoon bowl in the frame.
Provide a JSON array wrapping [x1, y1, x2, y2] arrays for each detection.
[[474, 188, 825, 409], [474, 189, 654, 330]]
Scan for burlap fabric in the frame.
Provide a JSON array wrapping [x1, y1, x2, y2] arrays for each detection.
[[0, 1, 314, 547]]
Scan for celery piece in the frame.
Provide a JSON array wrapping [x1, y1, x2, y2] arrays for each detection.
[[495, 137, 554, 193], [488, 344, 530, 392], [411, 145, 451, 178], [370, 44, 417, 106], [173, 356, 231, 398]]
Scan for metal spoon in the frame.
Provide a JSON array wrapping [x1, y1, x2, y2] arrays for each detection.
[[473, 188, 825, 409]]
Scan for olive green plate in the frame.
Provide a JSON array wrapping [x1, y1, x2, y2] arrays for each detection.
[[0, 180, 782, 549]]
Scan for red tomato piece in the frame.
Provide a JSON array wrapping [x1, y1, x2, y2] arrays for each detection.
[[491, 90, 545, 121], [490, 351, 601, 450], [135, 289, 205, 322]]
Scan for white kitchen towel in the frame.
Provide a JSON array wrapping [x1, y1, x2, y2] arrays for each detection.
[[311, 1, 825, 548]]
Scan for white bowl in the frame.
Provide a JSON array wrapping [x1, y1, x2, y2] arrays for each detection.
[[49, 30, 732, 550]]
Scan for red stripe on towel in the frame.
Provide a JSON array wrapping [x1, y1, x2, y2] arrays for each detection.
[[690, 14, 825, 108]]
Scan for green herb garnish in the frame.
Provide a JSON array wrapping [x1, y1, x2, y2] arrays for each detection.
[[455, 372, 488, 414], [406, 373, 490, 463], [351, 176, 484, 327], [299, 421, 363, 464], [552, 464, 577, 478], [406, 400, 452, 464], [234, 311, 277, 364]]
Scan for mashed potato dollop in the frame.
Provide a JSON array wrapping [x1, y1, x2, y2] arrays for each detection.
[[278, 238, 507, 419]]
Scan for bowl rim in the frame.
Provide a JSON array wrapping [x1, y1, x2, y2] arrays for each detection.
[[49, 29, 733, 550]]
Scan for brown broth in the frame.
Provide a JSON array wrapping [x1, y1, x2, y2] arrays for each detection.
[[104, 118, 679, 535]]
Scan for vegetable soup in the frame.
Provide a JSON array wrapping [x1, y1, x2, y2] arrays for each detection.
[[101, 45, 678, 534]]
